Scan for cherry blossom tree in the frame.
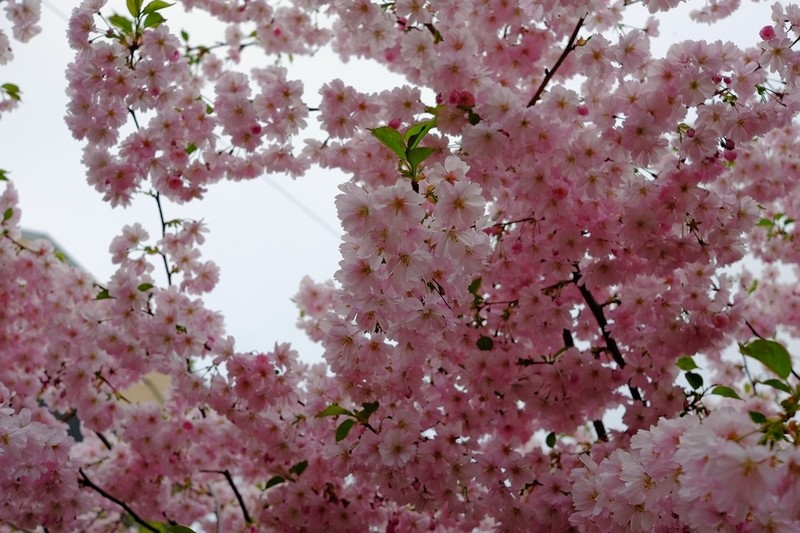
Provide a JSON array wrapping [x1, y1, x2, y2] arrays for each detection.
[[3, 0, 800, 531]]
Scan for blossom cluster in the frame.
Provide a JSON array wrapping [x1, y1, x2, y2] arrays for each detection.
[[2, 0, 800, 531], [0, 0, 41, 114], [571, 408, 800, 531]]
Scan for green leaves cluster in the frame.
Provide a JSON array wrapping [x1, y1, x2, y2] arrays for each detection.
[[369, 119, 436, 184], [756, 212, 795, 241], [109, 0, 173, 40], [263, 459, 309, 491], [315, 401, 379, 443], [676, 340, 800, 447], [676, 355, 741, 399]]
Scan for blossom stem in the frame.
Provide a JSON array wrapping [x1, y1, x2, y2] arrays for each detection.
[[78, 468, 160, 533]]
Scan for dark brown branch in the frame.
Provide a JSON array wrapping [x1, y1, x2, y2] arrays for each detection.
[[223, 469, 252, 524], [94, 431, 113, 450], [562, 329, 575, 348], [745, 319, 765, 339], [201, 470, 253, 524], [593, 420, 608, 442], [78, 469, 159, 533], [573, 272, 643, 402], [527, 15, 586, 107]]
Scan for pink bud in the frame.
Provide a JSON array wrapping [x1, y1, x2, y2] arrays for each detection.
[[551, 186, 568, 200], [249, 123, 262, 135], [458, 90, 475, 108], [711, 313, 729, 329], [686, 128, 695, 138], [388, 118, 402, 130], [711, 73, 722, 84], [759, 25, 776, 41], [447, 89, 461, 105], [577, 104, 589, 116], [724, 150, 737, 162]]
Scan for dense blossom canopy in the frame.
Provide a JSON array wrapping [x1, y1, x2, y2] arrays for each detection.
[[2, 0, 800, 531]]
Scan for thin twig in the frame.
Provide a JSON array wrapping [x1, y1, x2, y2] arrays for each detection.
[[527, 15, 586, 107], [152, 192, 173, 286], [94, 431, 113, 451], [78, 469, 159, 533], [745, 319, 765, 339]]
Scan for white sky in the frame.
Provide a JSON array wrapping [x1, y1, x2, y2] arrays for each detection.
[[1, 1, 776, 363]]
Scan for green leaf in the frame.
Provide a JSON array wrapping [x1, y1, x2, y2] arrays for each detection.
[[95, 288, 112, 300], [710, 385, 741, 400], [739, 339, 793, 379], [180, 29, 189, 41], [315, 403, 353, 418], [685, 371, 703, 390], [335, 419, 356, 442], [476, 336, 494, 351], [109, 14, 134, 34], [2, 207, 12, 222], [749, 411, 768, 424], [406, 146, 435, 171], [359, 401, 379, 421], [676, 356, 698, 371], [1, 83, 21, 101], [165, 526, 196, 533], [127, 0, 143, 17], [762, 378, 792, 394], [140, 522, 194, 533], [756, 218, 774, 228], [137, 283, 154, 292], [404, 119, 436, 151], [185, 143, 197, 155], [368, 126, 406, 160], [289, 460, 308, 477], [54, 251, 67, 263], [264, 476, 285, 489], [143, 11, 166, 29], [0, 169, 8, 181], [142, 0, 173, 15], [747, 279, 758, 294], [468, 277, 482, 295], [545, 432, 556, 447]]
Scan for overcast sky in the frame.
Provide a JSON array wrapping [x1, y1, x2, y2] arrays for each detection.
[[2, 1, 774, 363]]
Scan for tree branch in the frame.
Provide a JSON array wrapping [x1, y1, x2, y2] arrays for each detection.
[[593, 419, 609, 442], [78, 468, 159, 533], [573, 271, 643, 402], [201, 469, 253, 524], [527, 15, 586, 107]]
